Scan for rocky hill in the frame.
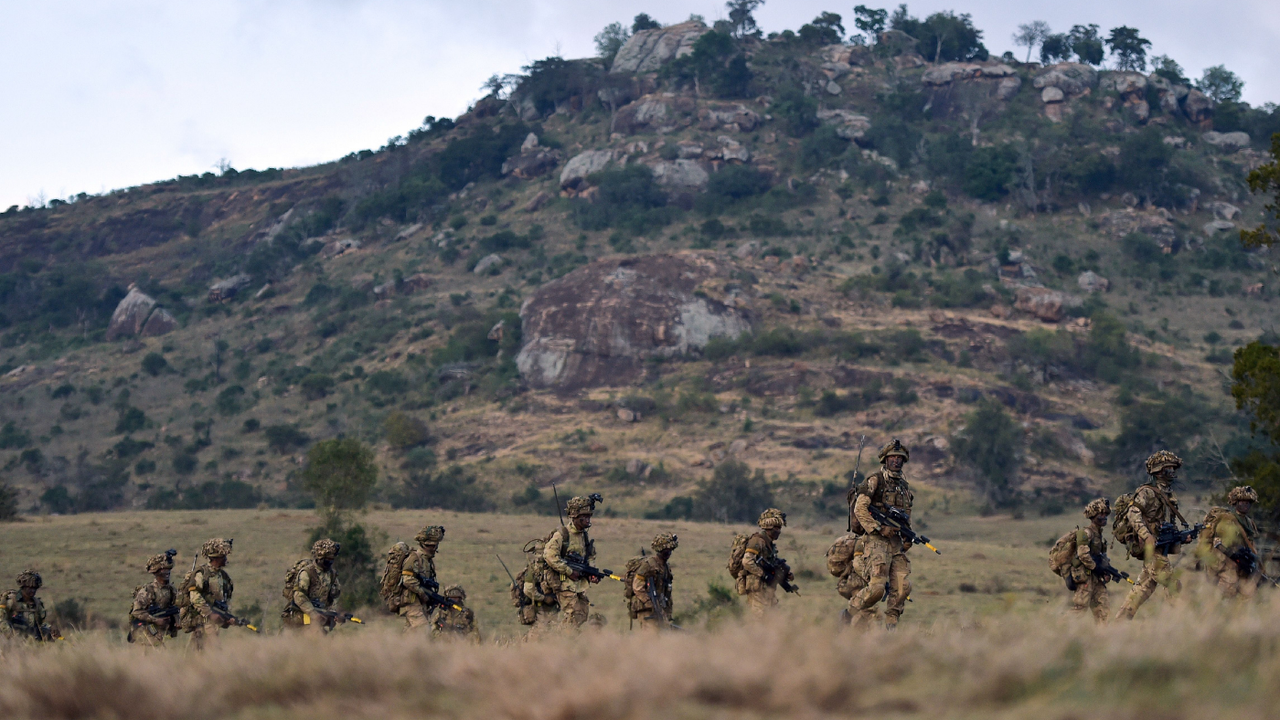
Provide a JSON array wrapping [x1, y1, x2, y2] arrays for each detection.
[[0, 11, 1276, 520]]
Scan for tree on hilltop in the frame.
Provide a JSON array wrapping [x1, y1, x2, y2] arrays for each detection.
[[853, 5, 888, 42], [1012, 20, 1049, 63], [594, 22, 631, 65], [1106, 26, 1150, 71], [631, 13, 661, 33], [1197, 65, 1244, 104], [725, 0, 764, 39]]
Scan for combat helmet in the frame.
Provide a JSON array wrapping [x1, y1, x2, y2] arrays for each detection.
[[311, 538, 341, 559], [566, 493, 603, 518], [758, 508, 787, 530], [877, 438, 910, 464], [1145, 450, 1182, 476], [1083, 498, 1111, 518], [1228, 486, 1259, 504], [415, 525, 445, 545], [443, 584, 466, 601], [651, 532, 679, 553], [146, 549, 177, 573], [16, 570, 42, 589], [202, 538, 233, 559]]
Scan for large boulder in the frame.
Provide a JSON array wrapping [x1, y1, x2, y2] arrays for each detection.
[[921, 62, 1016, 85], [610, 21, 709, 74], [517, 253, 752, 390], [696, 102, 760, 132], [106, 287, 158, 341], [1183, 89, 1213, 125], [1014, 286, 1082, 323], [1203, 131, 1251, 150], [611, 93, 696, 135], [816, 109, 872, 140], [920, 62, 1021, 122], [1101, 72, 1147, 96], [1033, 63, 1098, 97], [560, 150, 619, 190], [208, 274, 251, 302], [140, 308, 178, 337], [647, 159, 709, 190]]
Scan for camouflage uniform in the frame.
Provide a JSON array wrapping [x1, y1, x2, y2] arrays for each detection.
[[1066, 499, 1111, 623], [544, 496, 600, 629], [1, 571, 51, 641], [283, 539, 343, 633], [738, 508, 790, 617], [431, 585, 481, 643], [630, 533, 678, 630], [850, 440, 914, 629], [129, 552, 178, 646], [519, 538, 560, 639], [1196, 486, 1261, 599], [399, 526, 444, 630], [183, 538, 236, 648], [1117, 451, 1186, 620], [827, 534, 868, 625]]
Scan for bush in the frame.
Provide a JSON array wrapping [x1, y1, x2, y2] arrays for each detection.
[[300, 374, 335, 401], [141, 353, 168, 376], [385, 411, 430, 450], [0, 483, 18, 521], [146, 479, 264, 510], [395, 465, 493, 511], [769, 87, 820, 137], [215, 385, 246, 415], [365, 370, 409, 397], [697, 165, 772, 214], [301, 438, 378, 513], [962, 146, 1018, 200], [571, 165, 677, 235], [264, 424, 310, 454], [662, 31, 753, 98], [649, 460, 773, 522], [0, 422, 31, 449], [1105, 390, 1213, 475], [952, 398, 1022, 507], [115, 407, 148, 434]]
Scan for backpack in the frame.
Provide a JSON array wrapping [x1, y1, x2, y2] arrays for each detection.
[[379, 542, 412, 612], [1048, 529, 1079, 577], [727, 534, 751, 579], [826, 534, 859, 577], [1111, 490, 1140, 547], [282, 559, 311, 602], [622, 556, 646, 600], [174, 564, 199, 609]]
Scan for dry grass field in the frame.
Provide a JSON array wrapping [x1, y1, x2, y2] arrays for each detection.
[[0, 504, 1217, 636]]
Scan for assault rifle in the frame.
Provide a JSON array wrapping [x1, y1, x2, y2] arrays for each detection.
[[758, 555, 800, 595], [6, 614, 61, 641], [1090, 553, 1134, 584], [1154, 522, 1205, 556], [210, 600, 259, 632], [644, 577, 682, 630], [412, 573, 465, 611], [1226, 545, 1259, 578], [496, 554, 530, 609], [867, 505, 941, 554], [127, 605, 180, 642], [563, 551, 625, 583], [308, 600, 362, 626]]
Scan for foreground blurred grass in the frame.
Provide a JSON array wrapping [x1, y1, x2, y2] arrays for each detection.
[[1, 595, 1276, 719], [0, 508, 1143, 635]]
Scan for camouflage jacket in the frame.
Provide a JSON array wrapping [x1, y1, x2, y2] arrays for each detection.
[[741, 532, 779, 585], [853, 469, 914, 539], [130, 579, 177, 626], [1069, 524, 1108, 580], [1127, 483, 1181, 544], [544, 525, 595, 594], [188, 563, 234, 612], [1197, 507, 1259, 568], [1, 591, 46, 637], [292, 561, 341, 613], [631, 555, 673, 614], [431, 605, 480, 643], [400, 547, 437, 606]]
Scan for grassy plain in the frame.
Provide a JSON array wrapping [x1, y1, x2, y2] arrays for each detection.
[[0, 505, 1197, 637]]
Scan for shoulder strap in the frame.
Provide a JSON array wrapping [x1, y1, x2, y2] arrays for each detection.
[[1146, 484, 1188, 525]]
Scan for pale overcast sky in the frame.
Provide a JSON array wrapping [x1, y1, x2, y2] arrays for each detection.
[[2, 0, 1278, 210]]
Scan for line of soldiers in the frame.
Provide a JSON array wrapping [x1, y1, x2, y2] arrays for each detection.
[[1051, 450, 1267, 622]]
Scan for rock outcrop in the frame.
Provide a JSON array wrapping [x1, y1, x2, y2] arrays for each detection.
[[1182, 89, 1213, 126], [611, 93, 695, 135], [501, 140, 562, 179], [107, 287, 178, 340], [816, 109, 872, 140], [1077, 271, 1110, 294], [1014, 286, 1082, 323], [610, 21, 709, 74], [1034, 63, 1098, 97], [1203, 131, 1251, 150], [696, 102, 760, 132], [517, 253, 752, 390], [208, 274, 252, 302], [560, 150, 619, 190], [648, 159, 710, 190], [920, 62, 1021, 122]]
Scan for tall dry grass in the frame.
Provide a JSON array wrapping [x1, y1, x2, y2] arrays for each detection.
[[2, 584, 1278, 720]]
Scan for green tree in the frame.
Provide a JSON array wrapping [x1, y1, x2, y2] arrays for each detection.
[[1039, 33, 1072, 64], [1150, 55, 1188, 85], [1242, 133, 1280, 249], [952, 398, 1022, 507], [799, 12, 844, 45], [1012, 20, 1050, 63], [384, 411, 430, 450], [631, 13, 660, 32], [1068, 24, 1104, 65], [769, 87, 819, 137], [301, 438, 378, 517], [1106, 26, 1150, 71], [1197, 65, 1244, 104], [0, 483, 18, 521], [725, 0, 764, 39], [594, 22, 631, 64], [1118, 129, 1173, 204], [890, 5, 987, 62], [141, 352, 168, 376], [694, 460, 773, 522], [1230, 342, 1280, 519], [853, 5, 888, 39]]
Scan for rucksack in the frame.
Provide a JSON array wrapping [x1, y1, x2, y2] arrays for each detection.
[[379, 542, 412, 612], [175, 564, 199, 609], [622, 556, 646, 600], [727, 533, 751, 579], [1112, 490, 1140, 547], [282, 559, 310, 602], [826, 534, 859, 577], [1048, 529, 1079, 577]]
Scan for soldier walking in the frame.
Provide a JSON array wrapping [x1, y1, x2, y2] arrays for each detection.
[[737, 508, 793, 617], [1115, 451, 1190, 620], [182, 538, 241, 648], [1197, 485, 1262, 599], [849, 439, 915, 630], [282, 539, 345, 633], [1066, 499, 1113, 622], [129, 551, 178, 646], [630, 533, 678, 630], [399, 525, 446, 630], [544, 495, 601, 630]]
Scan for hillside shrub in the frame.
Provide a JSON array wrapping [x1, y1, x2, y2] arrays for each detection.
[[142, 353, 168, 376], [0, 422, 30, 449], [572, 165, 678, 235], [647, 460, 773, 522], [662, 31, 753, 98], [697, 165, 772, 213], [301, 438, 378, 513], [0, 483, 17, 520], [952, 398, 1022, 507], [385, 411, 430, 450], [395, 465, 493, 512], [264, 424, 309, 454], [769, 87, 820, 137], [146, 479, 264, 510]]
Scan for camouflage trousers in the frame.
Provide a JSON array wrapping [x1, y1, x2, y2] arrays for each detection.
[[129, 622, 173, 647], [1069, 575, 1109, 623], [281, 608, 330, 635], [1206, 550, 1259, 600], [739, 574, 779, 618], [400, 602, 434, 631], [187, 618, 222, 650], [525, 603, 560, 640], [1117, 551, 1178, 620], [555, 590, 590, 629], [851, 534, 911, 629]]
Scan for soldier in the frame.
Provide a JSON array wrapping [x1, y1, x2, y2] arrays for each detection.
[[1, 570, 53, 641], [738, 508, 792, 617], [850, 439, 915, 630], [282, 539, 344, 633], [544, 495, 601, 629], [129, 551, 178, 646], [631, 533, 678, 630], [399, 525, 445, 630], [1066, 498, 1113, 623], [431, 585, 481, 643], [519, 538, 560, 639], [1116, 451, 1189, 620], [1196, 485, 1262, 599], [826, 533, 868, 625], [182, 537, 244, 648]]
